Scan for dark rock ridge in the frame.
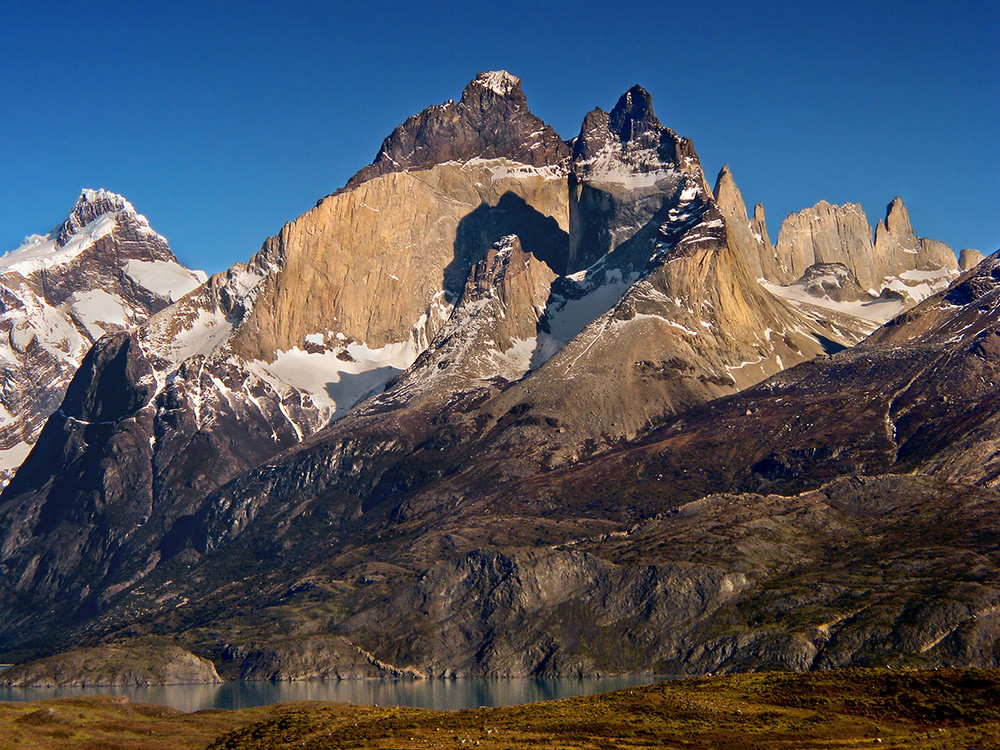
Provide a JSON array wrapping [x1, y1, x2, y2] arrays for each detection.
[[344, 71, 571, 191], [568, 84, 706, 272], [0, 72, 987, 685]]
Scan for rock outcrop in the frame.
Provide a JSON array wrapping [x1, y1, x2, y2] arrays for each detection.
[[793, 262, 873, 303], [0, 640, 220, 686], [713, 165, 783, 283]]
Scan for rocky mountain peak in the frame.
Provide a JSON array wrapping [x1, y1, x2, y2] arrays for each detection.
[[55, 188, 149, 247], [344, 72, 570, 190], [873, 195, 957, 284], [960, 248, 987, 271], [0, 190, 204, 488], [882, 196, 915, 238], [571, 84, 693, 179], [608, 84, 659, 144], [713, 165, 748, 222], [775, 201, 880, 289]]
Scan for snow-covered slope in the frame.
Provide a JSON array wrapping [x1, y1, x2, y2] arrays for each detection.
[[0, 189, 205, 483]]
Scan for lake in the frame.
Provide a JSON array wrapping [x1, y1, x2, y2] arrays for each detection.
[[0, 675, 664, 713]]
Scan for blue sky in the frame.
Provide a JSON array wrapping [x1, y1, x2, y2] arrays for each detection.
[[1, 1, 997, 274]]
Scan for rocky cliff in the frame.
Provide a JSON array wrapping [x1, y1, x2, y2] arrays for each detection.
[[774, 196, 957, 300]]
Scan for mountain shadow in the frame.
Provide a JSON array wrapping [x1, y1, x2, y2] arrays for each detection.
[[444, 192, 569, 298]]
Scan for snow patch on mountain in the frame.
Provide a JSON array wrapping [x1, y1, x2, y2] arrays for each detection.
[[155, 309, 234, 367], [534, 268, 639, 366], [70, 290, 134, 337], [760, 279, 905, 325], [457, 158, 567, 181], [248, 338, 421, 413], [881, 267, 957, 304], [0, 442, 32, 475], [1, 214, 116, 276], [125, 259, 206, 301], [575, 143, 680, 188]]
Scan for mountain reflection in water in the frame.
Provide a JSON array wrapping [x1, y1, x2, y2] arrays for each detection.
[[0, 676, 664, 712]]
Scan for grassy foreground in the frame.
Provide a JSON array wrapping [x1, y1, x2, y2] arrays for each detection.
[[2, 669, 1000, 749]]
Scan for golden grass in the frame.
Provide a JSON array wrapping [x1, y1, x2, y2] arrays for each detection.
[[2, 669, 999, 750]]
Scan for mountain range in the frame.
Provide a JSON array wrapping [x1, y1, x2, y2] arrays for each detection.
[[0, 71, 995, 686]]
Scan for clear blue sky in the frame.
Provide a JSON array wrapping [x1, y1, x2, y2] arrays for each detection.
[[2, 1, 997, 274]]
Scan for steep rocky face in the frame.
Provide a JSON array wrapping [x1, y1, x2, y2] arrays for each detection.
[[713, 165, 783, 283], [466, 199, 843, 467], [775, 196, 958, 299], [873, 197, 955, 276], [0, 190, 204, 485], [567, 85, 706, 273], [774, 201, 880, 288], [345, 71, 571, 191], [229, 163, 568, 364]]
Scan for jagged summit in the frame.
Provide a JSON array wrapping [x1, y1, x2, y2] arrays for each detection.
[[0, 190, 204, 485], [879, 196, 916, 237], [608, 84, 659, 144], [54, 188, 152, 246], [713, 165, 748, 222], [572, 83, 701, 185], [343, 71, 570, 190]]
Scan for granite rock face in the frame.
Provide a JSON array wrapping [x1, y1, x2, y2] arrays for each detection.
[[874, 196, 958, 281], [960, 247, 987, 271], [713, 165, 783, 283], [775, 196, 958, 299], [775, 201, 881, 288]]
